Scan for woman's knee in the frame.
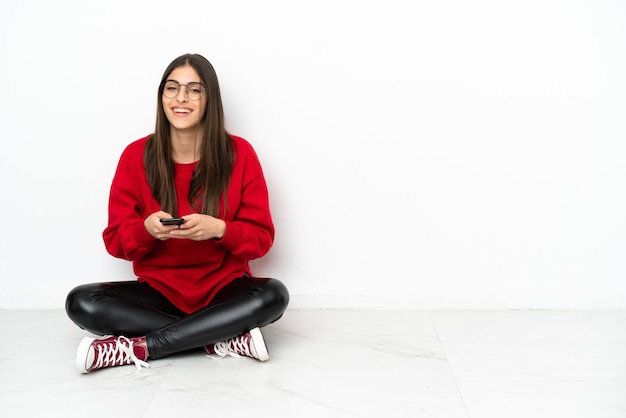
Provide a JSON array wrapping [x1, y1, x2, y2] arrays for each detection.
[[65, 283, 99, 325], [251, 278, 289, 322], [266, 278, 290, 310]]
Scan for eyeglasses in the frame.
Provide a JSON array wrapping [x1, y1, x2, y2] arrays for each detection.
[[162, 80, 206, 100]]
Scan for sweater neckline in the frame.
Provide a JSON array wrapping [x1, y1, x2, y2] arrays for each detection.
[[175, 161, 198, 173]]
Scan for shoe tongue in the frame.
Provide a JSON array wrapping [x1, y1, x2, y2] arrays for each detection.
[[247, 338, 258, 358]]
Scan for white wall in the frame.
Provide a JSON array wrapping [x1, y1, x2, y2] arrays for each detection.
[[1, 0, 625, 310]]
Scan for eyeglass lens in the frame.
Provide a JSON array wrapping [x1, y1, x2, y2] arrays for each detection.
[[163, 81, 205, 100]]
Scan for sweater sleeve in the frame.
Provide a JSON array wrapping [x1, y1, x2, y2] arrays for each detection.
[[216, 139, 275, 261], [102, 141, 158, 261]]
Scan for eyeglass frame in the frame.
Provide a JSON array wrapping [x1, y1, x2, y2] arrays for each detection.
[[160, 80, 207, 100]]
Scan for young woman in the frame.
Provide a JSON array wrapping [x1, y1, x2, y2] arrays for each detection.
[[65, 53, 289, 373]]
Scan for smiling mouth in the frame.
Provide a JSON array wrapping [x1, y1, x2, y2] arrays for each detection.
[[173, 108, 191, 115]]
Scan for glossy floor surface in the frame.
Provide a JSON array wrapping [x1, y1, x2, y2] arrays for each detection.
[[1, 309, 624, 417]]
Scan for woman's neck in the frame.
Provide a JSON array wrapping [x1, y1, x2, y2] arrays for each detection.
[[170, 129, 202, 163]]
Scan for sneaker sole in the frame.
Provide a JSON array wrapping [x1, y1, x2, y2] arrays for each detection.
[[76, 337, 96, 373], [249, 327, 270, 361]]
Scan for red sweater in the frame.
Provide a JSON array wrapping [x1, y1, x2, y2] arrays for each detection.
[[102, 135, 275, 314]]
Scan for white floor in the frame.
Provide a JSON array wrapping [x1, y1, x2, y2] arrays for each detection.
[[1, 309, 625, 418]]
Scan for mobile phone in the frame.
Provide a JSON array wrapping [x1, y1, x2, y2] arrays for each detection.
[[160, 217, 185, 226]]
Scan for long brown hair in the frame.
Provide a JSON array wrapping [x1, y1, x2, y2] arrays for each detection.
[[145, 54, 233, 217]]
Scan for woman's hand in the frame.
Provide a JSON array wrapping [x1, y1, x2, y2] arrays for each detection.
[[144, 211, 180, 240], [169, 213, 226, 241]]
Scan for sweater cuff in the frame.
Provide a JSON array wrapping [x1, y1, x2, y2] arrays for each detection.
[[215, 220, 241, 250], [134, 219, 158, 246]]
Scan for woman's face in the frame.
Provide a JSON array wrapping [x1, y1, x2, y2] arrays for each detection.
[[162, 65, 207, 134]]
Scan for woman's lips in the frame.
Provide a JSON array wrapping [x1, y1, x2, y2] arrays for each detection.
[[172, 107, 192, 117]]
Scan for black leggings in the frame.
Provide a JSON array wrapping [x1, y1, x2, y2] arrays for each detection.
[[65, 276, 289, 359]]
